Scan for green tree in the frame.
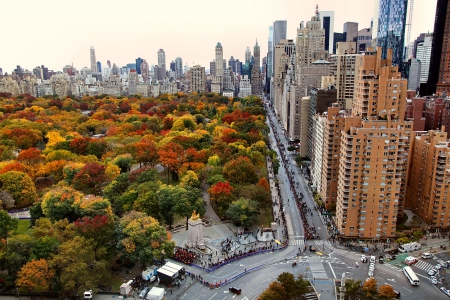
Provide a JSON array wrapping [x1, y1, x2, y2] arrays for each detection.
[[0, 209, 18, 239], [226, 198, 259, 228], [0, 171, 37, 208], [396, 237, 409, 244], [272, 158, 280, 175], [344, 278, 364, 300], [117, 211, 175, 266], [31, 236, 60, 260], [50, 236, 108, 297], [412, 230, 423, 241], [237, 184, 271, 211], [0, 234, 34, 277], [133, 191, 161, 221], [222, 156, 258, 184], [173, 186, 205, 229], [276, 272, 298, 299]]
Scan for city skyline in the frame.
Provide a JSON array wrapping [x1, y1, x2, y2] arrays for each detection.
[[1, 0, 436, 73]]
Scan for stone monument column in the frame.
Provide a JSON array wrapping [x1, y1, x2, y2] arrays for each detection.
[[187, 211, 205, 249]]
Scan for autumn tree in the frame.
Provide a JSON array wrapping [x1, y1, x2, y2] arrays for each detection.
[[134, 139, 158, 166], [132, 191, 160, 221], [344, 278, 364, 300], [208, 181, 235, 213], [16, 259, 55, 295], [158, 142, 185, 182], [226, 198, 259, 228], [378, 284, 397, 300], [260, 272, 310, 300], [0, 234, 34, 277], [237, 184, 271, 211], [31, 236, 60, 260], [117, 211, 174, 265], [222, 156, 258, 185], [361, 277, 378, 300], [72, 163, 108, 195], [0, 171, 37, 207], [259, 281, 287, 300]]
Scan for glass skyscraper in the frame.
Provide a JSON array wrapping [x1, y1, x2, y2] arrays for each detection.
[[374, 0, 408, 68]]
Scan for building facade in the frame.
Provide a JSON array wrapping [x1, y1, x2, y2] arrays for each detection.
[[190, 65, 205, 93], [251, 40, 262, 96], [90, 46, 97, 72]]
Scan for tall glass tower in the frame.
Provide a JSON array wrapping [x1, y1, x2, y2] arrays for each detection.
[[374, 0, 408, 68]]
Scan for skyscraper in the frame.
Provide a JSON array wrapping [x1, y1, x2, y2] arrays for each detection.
[[267, 26, 274, 79], [273, 21, 287, 50], [421, 0, 448, 96], [90, 46, 97, 72], [416, 33, 433, 83], [343, 22, 358, 42], [435, 0, 450, 96], [141, 59, 149, 83], [251, 40, 262, 96], [157, 49, 166, 71], [191, 65, 206, 93], [215, 42, 223, 92], [319, 11, 335, 54], [373, 0, 408, 69], [175, 57, 183, 78], [245, 47, 251, 63], [136, 57, 143, 74], [97, 61, 102, 73]]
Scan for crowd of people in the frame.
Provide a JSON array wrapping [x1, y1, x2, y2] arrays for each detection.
[[174, 247, 199, 264], [266, 102, 321, 242]]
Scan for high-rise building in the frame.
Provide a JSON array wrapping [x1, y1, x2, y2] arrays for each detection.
[[107, 60, 111, 68], [157, 49, 166, 71], [215, 42, 224, 92], [136, 57, 143, 74], [228, 56, 236, 73], [333, 32, 345, 54], [175, 57, 183, 78], [245, 47, 251, 63], [141, 59, 149, 83], [357, 28, 372, 52], [210, 61, 216, 76], [267, 26, 274, 85], [170, 61, 176, 72], [373, 0, 408, 69], [416, 33, 433, 84], [190, 65, 205, 93], [352, 47, 407, 119], [90, 46, 97, 72], [273, 39, 295, 113], [295, 15, 328, 68], [273, 21, 287, 51], [330, 42, 360, 109], [422, 0, 449, 96], [97, 61, 102, 73], [436, 1, 450, 96], [343, 22, 358, 43], [251, 40, 262, 96], [406, 129, 450, 228], [408, 58, 421, 90], [333, 46, 411, 239], [319, 11, 335, 53]]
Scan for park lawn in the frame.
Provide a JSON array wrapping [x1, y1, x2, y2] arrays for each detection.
[[14, 219, 31, 235], [257, 208, 273, 229]]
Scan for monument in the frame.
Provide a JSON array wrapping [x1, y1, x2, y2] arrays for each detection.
[[186, 210, 205, 250]]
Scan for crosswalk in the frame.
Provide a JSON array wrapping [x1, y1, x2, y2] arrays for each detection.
[[413, 260, 436, 272], [290, 239, 333, 247]]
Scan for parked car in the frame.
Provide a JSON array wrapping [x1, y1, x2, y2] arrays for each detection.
[[229, 287, 242, 295], [440, 287, 450, 297], [435, 264, 442, 270], [431, 276, 438, 285], [84, 291, 93, 300], [139, 287, 150, 299], [421, 252, 434, 259], [428, 268, 437, 276]]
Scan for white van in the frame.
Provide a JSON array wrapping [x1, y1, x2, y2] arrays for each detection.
[[370, 256, 376, 263]]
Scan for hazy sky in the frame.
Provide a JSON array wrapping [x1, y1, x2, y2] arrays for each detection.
[[1, 0, 437, 73]]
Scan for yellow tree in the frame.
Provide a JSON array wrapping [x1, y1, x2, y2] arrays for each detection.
[[16, 259, 55, 296]]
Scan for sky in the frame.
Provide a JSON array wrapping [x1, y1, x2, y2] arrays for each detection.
[[0, 0, 437, 73]]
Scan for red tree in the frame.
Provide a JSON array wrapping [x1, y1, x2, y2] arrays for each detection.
[[72, 163, 107, 195]]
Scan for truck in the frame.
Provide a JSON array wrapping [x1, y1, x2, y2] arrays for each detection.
[[142, 266, 158, 282], [120, 280, 133, 296], [398, 242, 421, 253], [145, 287, 165, 300]]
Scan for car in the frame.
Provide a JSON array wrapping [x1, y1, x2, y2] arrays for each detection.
[[393, 289, 401, 298], [435, 264, 442, 270], [430, 276, 438, 285], [379, 256, 384, 264], [139, 287, 149, 299], [84, 291, 93, 300], [370, 256, 376, 263], [309, 245, 316, 252], [421, 252, 434, 259], [229, 287, 242, 295], [428, 268, 437, 276], [440, 287, 450, 297], [361, 254, 367, 262]]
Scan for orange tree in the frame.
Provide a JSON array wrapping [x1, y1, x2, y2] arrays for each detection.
[[222, 156, 258, 185], [208, 181, 235, 213], [16, 259, 55, 295], [158, 141, 185, 183]]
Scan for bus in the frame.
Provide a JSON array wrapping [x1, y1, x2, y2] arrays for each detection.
[[403, 266, 420, 285]]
